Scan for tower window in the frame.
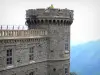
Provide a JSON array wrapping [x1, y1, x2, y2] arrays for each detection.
[[7, 49, 12, 56], [49, 20, 52, 24], [29, 47, 34, 61], [53, 20, 56, 24], [65, 43, 68, 50], [6, 49, 12, 65], [65, 68, 68, 75], [61, 20, 63, 24], [7, 57, 12, 65], [29, 71, 34, 75], [29, 54, 34, 60], [41, 20, 44, 24]]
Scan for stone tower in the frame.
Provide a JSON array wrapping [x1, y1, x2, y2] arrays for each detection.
[[26, 6, 74, 75]]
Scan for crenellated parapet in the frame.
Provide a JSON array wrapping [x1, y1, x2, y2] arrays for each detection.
[[26, 8, 73, 19], [25, 8, 74, 27]]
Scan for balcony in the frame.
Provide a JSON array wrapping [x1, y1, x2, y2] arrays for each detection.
[[0, 29, 48, 40]]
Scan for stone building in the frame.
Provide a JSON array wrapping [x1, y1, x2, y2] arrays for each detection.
[[0, 6, 73, 75]]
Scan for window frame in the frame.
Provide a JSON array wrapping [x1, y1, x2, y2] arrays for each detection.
[[29, 46, 34, 61], [6, 49, 13, 65]]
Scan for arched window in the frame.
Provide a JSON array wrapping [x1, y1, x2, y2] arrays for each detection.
[[53, 20, 56, 24], [26, 18, 31, 25], [61, 20, 63, 24], [41, 20, 44, 24], [64, 20, 66, 25]]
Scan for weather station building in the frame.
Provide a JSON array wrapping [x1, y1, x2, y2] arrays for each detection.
[[0, 5, 74, 75]]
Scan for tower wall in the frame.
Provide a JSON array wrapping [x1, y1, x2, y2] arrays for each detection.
[[26, 7, 73, 75], [46, 22, 70, 75]]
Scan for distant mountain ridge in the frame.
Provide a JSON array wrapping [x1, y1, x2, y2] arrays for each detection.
[[70, 40, 100, 75]]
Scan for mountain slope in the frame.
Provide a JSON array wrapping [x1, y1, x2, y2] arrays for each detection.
[[70, 40, 100, 75]]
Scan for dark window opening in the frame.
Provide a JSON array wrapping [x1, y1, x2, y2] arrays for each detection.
[[7, 57, 12, 65], [53, 68, 56, 71], [26, 18, 31, 25], [29, 47, 34, 61], [7, 49, 12, 56], [29, 72, 34, 75], [65, 68, 68, 74], [41, 20, 44, 24], [53, 20, 56, 24], [29, 54, 34, 60], [61, 20, 63, 24], [65, 43, 68, 50]]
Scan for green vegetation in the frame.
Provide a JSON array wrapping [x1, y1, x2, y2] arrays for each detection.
[[50, 4, 54, 8], [48, 4, 54, 9]]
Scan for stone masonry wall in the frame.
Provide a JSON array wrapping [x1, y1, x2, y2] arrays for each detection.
[[0, 38, 48, 75]]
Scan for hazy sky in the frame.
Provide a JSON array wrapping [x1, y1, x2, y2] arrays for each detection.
[[0, 0, 100, 46]]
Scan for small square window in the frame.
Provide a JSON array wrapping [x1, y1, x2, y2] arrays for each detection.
[[7, 57, 12, 65], [29, 54, 34, 61], [7, 49, 12, 56]]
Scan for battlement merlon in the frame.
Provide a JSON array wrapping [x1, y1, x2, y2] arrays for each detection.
[[26, 8, 74, 20]]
